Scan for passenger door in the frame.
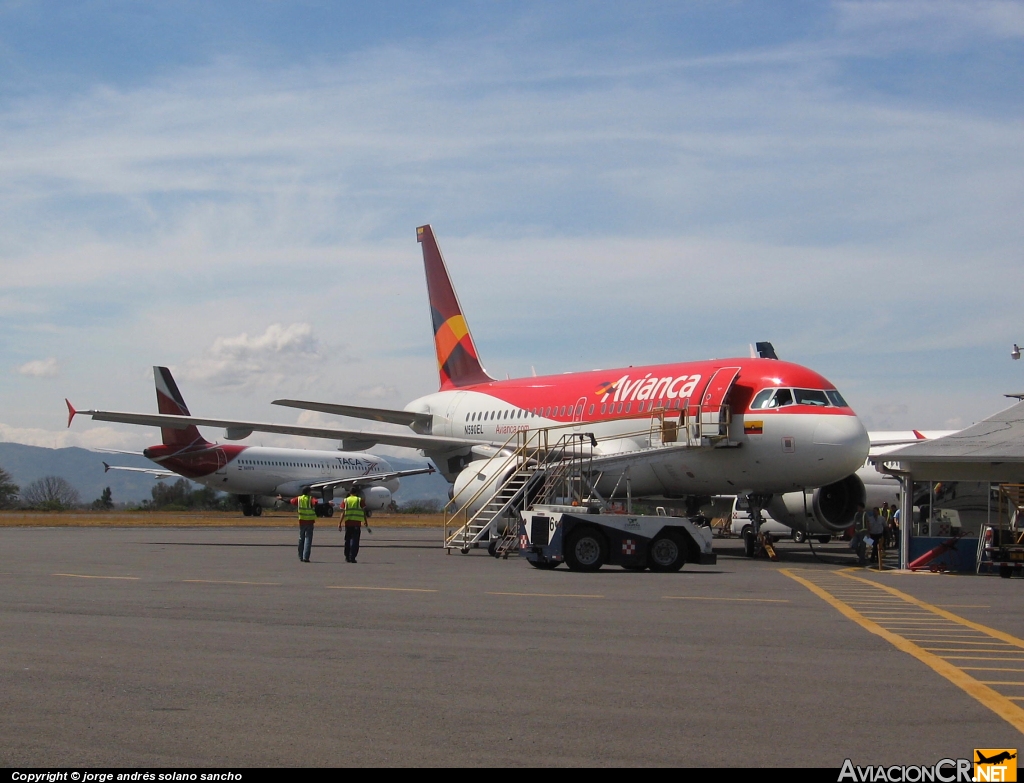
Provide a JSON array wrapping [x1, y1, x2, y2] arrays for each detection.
[[698, 367, 742, 440]]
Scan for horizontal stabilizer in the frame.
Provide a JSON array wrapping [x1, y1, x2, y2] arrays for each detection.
[[272, 399, 432, 428], [102, 462, 177, 479]]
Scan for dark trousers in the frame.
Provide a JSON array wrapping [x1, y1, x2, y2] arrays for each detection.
[[298, 522, 314, 561], [344, 525, 361, 561], [870, 533, 885, 561]]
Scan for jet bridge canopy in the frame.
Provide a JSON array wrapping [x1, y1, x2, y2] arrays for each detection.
[[874, 399, 1024, 569], [878, 400, 1024, 483]]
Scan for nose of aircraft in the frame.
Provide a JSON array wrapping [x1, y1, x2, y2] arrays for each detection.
[[812, 414, 870, 471]]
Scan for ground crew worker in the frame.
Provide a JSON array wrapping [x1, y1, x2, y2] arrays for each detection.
[[868, 506, 887, 565], [851, 503, 868, 565], [294, 486, 317, 563], [341, 488, 367, 563]]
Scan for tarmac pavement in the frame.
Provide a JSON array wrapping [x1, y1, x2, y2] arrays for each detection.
[[1, 526, 1022, 767]]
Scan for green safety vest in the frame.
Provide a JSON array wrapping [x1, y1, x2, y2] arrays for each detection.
[[344, 494, 366, 523], [297, 494, 317, 521]]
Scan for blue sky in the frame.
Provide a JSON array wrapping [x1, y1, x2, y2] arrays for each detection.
[[2, 1, 1023, 451]]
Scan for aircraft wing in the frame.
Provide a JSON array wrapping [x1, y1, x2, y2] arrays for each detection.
[[68, 403, 485, 452], [308, 465, 437, 493], [273, 399, 432, 428], [94, 447, 146, 456], [586, 442, 710, 476], [102, 462, 177, 479]]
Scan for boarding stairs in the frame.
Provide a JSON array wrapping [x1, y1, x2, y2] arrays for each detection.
[[444, 428, 602, 554], [453, 464, 544, 554]]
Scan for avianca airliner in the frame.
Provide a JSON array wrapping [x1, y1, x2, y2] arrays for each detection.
[[71, 225, 869, 529], [70, 367, 433, 516]]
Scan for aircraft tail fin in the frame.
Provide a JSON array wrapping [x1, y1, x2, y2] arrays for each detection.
[[154, 366, 209, 449], [416, 225, 494, 390]]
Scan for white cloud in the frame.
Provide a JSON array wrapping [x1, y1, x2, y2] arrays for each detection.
[[836, 1, 1024, 42], [354, 384, 400, 402], [17, 357, 58, 377], [0, 421, 148, 450], [178, 323, 320, 391]]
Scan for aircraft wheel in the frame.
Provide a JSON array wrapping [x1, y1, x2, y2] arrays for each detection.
[[817, 535, 832, 544], [648, 532, 685, 572], [564, 526, 607, 572], [252, 503, 262, 517], [792, 530, 806, 544], [242, 506, 253, 517], [325, 504, 334, 518], [1000, 564, 1012, 579], [742, 526, 756, 557], [487, 539, 500, 558]]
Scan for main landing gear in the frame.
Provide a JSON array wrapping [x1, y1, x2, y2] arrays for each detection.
[[238, 495, 263, 517]]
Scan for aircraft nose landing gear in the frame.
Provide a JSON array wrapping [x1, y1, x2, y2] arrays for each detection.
[[743, 493, 777, 560]]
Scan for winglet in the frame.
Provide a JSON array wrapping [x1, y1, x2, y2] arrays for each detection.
[[913, 429, 926, 440], [65, 399, 76, 428]]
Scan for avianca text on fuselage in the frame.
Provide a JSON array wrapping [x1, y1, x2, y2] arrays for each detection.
[[600, 373, 702, 406]]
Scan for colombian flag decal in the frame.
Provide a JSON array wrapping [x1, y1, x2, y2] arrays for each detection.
[[744, 421, 764, 435]]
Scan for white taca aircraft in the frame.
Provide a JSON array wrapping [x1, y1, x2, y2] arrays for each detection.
[[69, 367, 434, 517]]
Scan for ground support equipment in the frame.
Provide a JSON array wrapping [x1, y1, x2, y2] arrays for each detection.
[[519, 506, 717, 572]]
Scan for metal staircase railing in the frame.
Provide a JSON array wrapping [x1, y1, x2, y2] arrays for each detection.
[[443, 428, 548, 553]]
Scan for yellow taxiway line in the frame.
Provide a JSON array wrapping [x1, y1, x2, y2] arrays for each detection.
[[780, 568, 1024, 735]]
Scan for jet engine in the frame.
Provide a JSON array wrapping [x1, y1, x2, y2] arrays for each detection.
[[360, 485, 392, 511], [451, 458, 518, 518], [767, 473, 867, 534]]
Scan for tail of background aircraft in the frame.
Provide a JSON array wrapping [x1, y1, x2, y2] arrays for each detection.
[[417, 224, 494, 390], [154, 366, 209, 449]]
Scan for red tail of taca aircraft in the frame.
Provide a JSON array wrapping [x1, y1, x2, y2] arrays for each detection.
[[417, 224, 495, 390], [154, 366, 210, 450]]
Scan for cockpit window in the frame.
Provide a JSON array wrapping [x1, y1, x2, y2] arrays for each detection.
[[793, 389, 829, 407], [768, 388, 793, 408], [749, 389, 775, 410], [826, 390, 849, 408]]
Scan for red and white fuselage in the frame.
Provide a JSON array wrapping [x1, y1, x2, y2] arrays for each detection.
[[405, 358, 867, 496]]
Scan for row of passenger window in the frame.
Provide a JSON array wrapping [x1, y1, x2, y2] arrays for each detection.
[[239, 459, 333, 469], [749, 388, 848, 410], [466, 405, 578, 421], [600, 398, 685, 416], [465, 395, 691, 423]]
